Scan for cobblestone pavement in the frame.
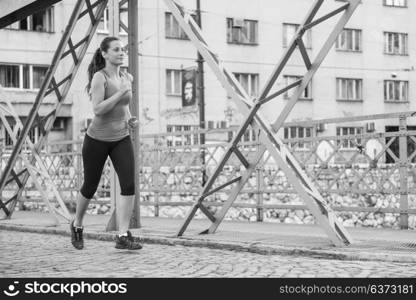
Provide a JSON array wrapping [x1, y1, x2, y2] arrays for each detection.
[[1, 230, 416, 278]]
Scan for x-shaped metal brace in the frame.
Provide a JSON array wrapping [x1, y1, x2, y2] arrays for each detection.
[[164, 0, 360, 246]]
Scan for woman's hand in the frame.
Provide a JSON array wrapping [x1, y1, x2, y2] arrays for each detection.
[[128, 116, 139, 130], [120, 78, 132, 95]]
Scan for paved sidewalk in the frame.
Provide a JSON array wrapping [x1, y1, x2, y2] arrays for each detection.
[[1, 211, 415, 263]]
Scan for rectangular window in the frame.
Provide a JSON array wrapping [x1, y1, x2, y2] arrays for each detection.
[[383, 0, 407, 7], [0, 65, 19, 88], [7, 7, 54, 32], [23, 65, 30, 89], [283, 23, 311, 48], [233, 73, 259, 98], [336, 28, 362, 51], [51, 117, 66, 131], [384, 80, 408, 102], [165, 12, 195, 40], [227, 18, 258, 45], [227, 129, 257, 143], [336, 127, 363, 149], [384, 32, 408, 55], [0, 64, 49, 90], [98, 7, 109, 32], [4, 123, 19, 146], [166, 69, 182, 95], [284, 75, 312, 100], [166, 125, 199, 146], [32, 66, 48, 89], [2, 121, 39, 146], [336, 78, 363, 101], [119, 5, 128, 35], [284, 126, 313, 149], [28, 127, 39, 144]]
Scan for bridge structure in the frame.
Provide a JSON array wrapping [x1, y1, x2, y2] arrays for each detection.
[[0, 0, 361, 246]]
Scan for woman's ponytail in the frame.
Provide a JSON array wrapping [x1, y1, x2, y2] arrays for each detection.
[[86, 48, 106, 93], [86, 36, 120, 93]]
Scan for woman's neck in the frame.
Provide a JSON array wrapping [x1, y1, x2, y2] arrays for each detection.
[[103, 64, 120, 79]]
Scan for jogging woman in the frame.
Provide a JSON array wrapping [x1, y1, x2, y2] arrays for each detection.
[[70, 36, 142, 250]]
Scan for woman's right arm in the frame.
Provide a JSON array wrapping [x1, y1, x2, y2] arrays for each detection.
[[90, 72, 129, 116]]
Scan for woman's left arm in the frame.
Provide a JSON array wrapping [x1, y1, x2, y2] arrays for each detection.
[[126, 72, 138, 129]]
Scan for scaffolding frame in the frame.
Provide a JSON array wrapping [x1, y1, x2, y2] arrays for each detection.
[[164, 0, 360, 246]]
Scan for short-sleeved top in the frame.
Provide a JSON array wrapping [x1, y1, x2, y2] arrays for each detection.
[[87, 69, 132, 142]]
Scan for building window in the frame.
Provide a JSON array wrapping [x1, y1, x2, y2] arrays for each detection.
[[284, 126, 313, 149], [97, 5, 128, 35], [98, 7, 109, 33], [7, 7, 54, 32], [336, 28, 361, 52], [336, 127, 363, 149], [51, 117, 67, 131], [283, 23, 312, 48], [383, 0, 407, 7], [384, 80, 408, 102], [0, 64, 48, 90], [166, 69, 182, 96], [4, 123, 39, 146], [227, 18, 258, 45], [165, 12, 194, 40], [0, 65, 19, 88], [33, 66, 48, 89], [233, 73, 259, 97], [166, 125, 199, 146], [28, 127, 39, 144], [283, 75, 312, 100], [227, 129, 257, 143], [119, 2, 128, 35], [384, 32, 408, 55], [336, 78, 363, 101]]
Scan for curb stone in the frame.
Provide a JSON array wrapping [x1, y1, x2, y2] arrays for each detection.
[[1, 223, 415, 263]]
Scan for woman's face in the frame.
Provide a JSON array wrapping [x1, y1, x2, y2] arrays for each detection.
[[102, 40, 126, 66]]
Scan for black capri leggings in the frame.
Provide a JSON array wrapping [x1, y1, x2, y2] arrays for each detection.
[[80, 134, 135, 199]]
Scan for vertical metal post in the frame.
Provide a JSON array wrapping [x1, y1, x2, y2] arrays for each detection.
[[256, 139, 264, 222], [196, 0, 206, 187], [256, 164, 263, 222], [154, 147, 160, 217], [128, 0, 141, 228], [106, 0, 121, 231], [398, 115, 408, 229]]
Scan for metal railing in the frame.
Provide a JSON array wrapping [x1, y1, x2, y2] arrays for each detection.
[[1, 112, 416, 228]]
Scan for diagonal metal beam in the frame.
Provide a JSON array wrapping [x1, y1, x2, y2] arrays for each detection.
[[202, 176, 242, 199], [0, 99, 70, 221], [198, 203, 216, 223], [206, 144, 266, 234], [304, 2, 350, 31], [296, 38, 312, 70], [257, 0, 324, 100], [0, 0, 63, 29], [0, 0, 109, 219], [272, 0, 359, 132], [258, 79, 302, 105], [0, 0, 86, 204], [164, 0, 360, 246], [233, 147, 249, 169]]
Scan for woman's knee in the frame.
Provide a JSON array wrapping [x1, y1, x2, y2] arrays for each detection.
[[80, 184, 98, 199], [120, 181, 135, 196]]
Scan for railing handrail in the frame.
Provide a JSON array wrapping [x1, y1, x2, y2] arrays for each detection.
[[283, 111, 416, 127]]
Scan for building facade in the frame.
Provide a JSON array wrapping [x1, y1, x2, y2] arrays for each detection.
[[0, 0, 415, 156]]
